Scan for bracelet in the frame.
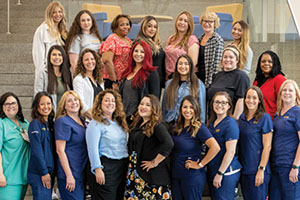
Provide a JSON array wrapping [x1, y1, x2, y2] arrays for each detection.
[[292, 165, 299, 169], [217, 170, 224, 176], [198, 162, 204, 168]]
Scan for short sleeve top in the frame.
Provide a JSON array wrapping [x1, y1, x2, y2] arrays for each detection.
[[69, 33, 101, 55]]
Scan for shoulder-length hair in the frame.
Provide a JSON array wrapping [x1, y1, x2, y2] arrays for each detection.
[[169, 11, 194, 50], [208, 91, 233, 125], [176, 95, 201, 137], [277, 80, 300, 111], [65, 10, 102, 52], [130, 94, 162, 137], [74, 48, 103, 84], [56, 90, 84, 119], [31, 92, 55, 124], [44, 1, 67, 44], [121, 40, 157, 89], [243, 86, 266, 121], [232, 20, 250, 68], [219, 44, 244, 70], [92, 89, 128, 132], [255, 51, 285, 85], [165, 54, 199, 109], [0, 92, 25, 122], [111, 14, 132, 33], [47, 45, 73, 94], [137, 16, 161, 55], [200, 11, 220, 29]]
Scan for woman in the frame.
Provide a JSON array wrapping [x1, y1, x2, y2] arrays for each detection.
[[207, 45, 250, 120], [65, 10, 102, 74], [171, 95, 220, 200], [162, 54, 206, 127], [54, 91, 87, 200], [269, 80, 300, 199], [231, 20, 253, 75], [0, 92, 30, 200], [165, 11, 199, 79], [73, 49, 104, 120], [253, 51, 286, 119], [197, 11, 224, 88], [238, 86, 273, 200], [207, 91, 241, 199], [32, 1, 68, 92], [27, 92, 55, 199], [100, 14, 133, 89], [86, 89, 128, 200], [35, 45, 73, 112], [119, 40, 160, 123], [124, 94, 173, 199], [137, 15, 166, 89]]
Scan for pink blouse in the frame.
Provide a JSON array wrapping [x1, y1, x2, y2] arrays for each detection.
[[164, 35, 199, 77], [100, 33, 133, 81]]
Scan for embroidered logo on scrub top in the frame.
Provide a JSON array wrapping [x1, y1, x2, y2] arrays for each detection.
[[284, 116, 289, 119], [216, 129, 220, 132], [42, 128, 46, 130], [253, 121, 258, 124]]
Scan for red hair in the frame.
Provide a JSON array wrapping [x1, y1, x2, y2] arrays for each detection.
[[122, 40, 157, 88]]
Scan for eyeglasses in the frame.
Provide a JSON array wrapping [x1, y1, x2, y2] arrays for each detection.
[[202, 20, 214, 24], [3, 102, 17, 108], [214, 101, 228, 106]]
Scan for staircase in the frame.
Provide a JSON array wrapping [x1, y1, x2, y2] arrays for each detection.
[[0, 0, 50, 119]]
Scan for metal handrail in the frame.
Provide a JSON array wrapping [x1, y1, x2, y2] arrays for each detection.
[[7, 0, 22, 34]]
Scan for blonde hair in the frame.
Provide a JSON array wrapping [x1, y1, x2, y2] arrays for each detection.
[[45, 1, 68, 45], [277, 80, 300, 111], [56, 91, 84, 119], [200, 11, 220, 29], [169, 11, 194, 50]]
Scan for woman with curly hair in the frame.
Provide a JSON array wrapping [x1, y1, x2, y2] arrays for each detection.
[[65, 10, 102, 74], [165, 11, 199, 79], [124, 94, 173, 199], [73, 49, 104, 120], [86, 89, 128, 200]]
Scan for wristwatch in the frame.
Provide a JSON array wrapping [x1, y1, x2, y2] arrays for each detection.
[[258, 166, 265, 171], [217, 170, 224, 176], [292, 165, 299, 169], [198, 162, 204, 168]]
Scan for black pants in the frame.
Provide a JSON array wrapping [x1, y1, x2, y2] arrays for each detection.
[[87, 156, 128, 200]]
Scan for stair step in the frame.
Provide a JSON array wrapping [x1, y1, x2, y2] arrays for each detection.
[[0, 33, 34, 43], [0, 74, 34, 85], [0, 85, 33, 96], [0, 64, 34, 73]]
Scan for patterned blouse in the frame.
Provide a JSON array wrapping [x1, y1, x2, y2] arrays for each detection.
[[100, 33, 133, 81]]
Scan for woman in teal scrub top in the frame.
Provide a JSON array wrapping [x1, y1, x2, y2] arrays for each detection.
[[0, 92, 30, 200]]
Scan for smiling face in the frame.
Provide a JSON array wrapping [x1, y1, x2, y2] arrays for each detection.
[[260, 54, 273, 77], [201, 18, 214, 33], [138, 97, 152, 121], [50, 49, 63, 67], [232, 23, 242, 41], [281, 83, 296, 106], [176, 14, 189, 34], [181, 99, 195, 122], [65, 94, 80, 115], [80, 12, 92, 34], [115, 17, 131, 37], [145, 19, 157, 38], [3, 96, 18, 119], [82, 52, 96, 74], [133, 44, 145, 65], [101, 93, 116, 118], [245, 89, 260, 112], [222, 50, 238, 71], [38, 96, 52, 121], [177, 57, 190, 80], [213, 95, 231, 117], [52, 6, 63, 24]]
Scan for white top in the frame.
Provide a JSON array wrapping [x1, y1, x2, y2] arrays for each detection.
[[69, 33, 101, 54]]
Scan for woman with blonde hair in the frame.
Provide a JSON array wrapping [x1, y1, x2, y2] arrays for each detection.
[[231, 20, 253, 74], [269, 80, 300, 199], [54, 91, 87, 200], [197, 11, 224, 87], [86, 89, 128, 200], [165, 11, 199, 79], [33, 1, 68, 92], [137, 16, 166, 89]]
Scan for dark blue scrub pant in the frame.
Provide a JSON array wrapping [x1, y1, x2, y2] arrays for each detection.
[[208, 171, 240, 200], [28, 172, 54, 200], [240, 173, 270, 200], [269, 167, 300, 200], [172, 168, 206, 200], [58, 178, 84, 200]]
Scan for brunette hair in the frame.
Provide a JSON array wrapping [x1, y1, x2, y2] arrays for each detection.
[[130, 94, 161, 137], [219, 45, 244, 70], [111, 14, 132, 33], [165, 54, 199, 109], [47, 45, 73, 94], [176, 95, 201, 137], [65, 10, 102, 52], [243, 86, 266, 121], [277, 80, 300, 111], [121, 40, 157, 89], [56, 90, 84, 119], [0, 92, 25, 122], [31, 92, 55, 124]]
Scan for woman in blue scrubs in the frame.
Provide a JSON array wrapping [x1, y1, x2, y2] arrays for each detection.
[[55, 91, 87, 200], [207, 91, 241, 200], [27, 92, 55, 200], [171, 95, 220, 200], [238, 86, 273, 200], [270, 79, 300, 200]]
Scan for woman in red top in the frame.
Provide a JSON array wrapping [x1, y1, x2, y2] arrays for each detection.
[[253, 50, 286, 119]]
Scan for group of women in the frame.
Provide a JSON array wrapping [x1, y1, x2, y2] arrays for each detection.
[[0, 1, 299, 200]]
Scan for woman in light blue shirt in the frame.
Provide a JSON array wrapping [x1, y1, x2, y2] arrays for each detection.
[[86, 89, 128, 200]]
